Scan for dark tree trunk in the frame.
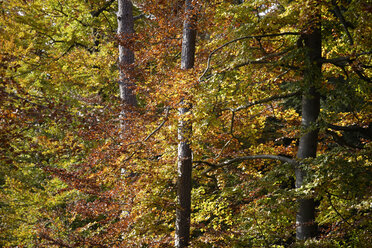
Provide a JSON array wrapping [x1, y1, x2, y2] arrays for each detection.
[[180, 3, 196, 70], [117, 0, 137, 107], [175, 1, 196, 247], [295, 25, 321, 240]]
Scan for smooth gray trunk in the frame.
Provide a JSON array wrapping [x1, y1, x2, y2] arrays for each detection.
[[176, 1, 196, 247], [117, 0, 137, 107], [295, 26, 321, 240]]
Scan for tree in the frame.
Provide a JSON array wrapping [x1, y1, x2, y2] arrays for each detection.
[[295, 7, 321, 240], [117, 0, 137, 108], [189, 0, 371, 246], [0, 0, 120, 246], [1, 0, 371, 247], [176, 1, 197, 247]]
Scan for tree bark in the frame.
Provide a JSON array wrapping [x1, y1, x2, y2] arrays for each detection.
[[295, 25, 321, 240], [175, 1, 196, 247], [117, 0, 137, 107]]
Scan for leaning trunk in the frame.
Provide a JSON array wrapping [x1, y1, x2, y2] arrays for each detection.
[[175, 0, 197, 247], [295, 24, 321, 240]]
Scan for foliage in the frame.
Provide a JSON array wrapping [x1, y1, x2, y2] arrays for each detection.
[[0, 0, 371, 247]]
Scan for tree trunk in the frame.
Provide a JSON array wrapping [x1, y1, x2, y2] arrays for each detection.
[[295, 25, 321, 240], [117, 0, 137, 107], [175, 1, 196, 247]]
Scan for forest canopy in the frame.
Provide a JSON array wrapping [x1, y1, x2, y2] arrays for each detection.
[[0, 0, 371, 247]]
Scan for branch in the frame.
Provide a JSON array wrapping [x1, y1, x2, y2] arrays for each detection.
[[332, 0, 353, 45], [326, 191, 353, 227], [231, 49, 291, 70], [199, 32, 300, 81], [327, 123, 371, 139], [134, 13, 145, 21], [215, 139, 232, 159], [321, 50, 372, 67], [122, 107, 170, 162], [91, 0, 116, 17], [55, 1, 89, 27], [232, 59, 271, 67], [6, 92, 48, 109], [143, 107, 170, 142], [352, 66, 371, 83], [326, 130, 364, 149], [327, 123, 369, 132], [218, 155, 296, 167], [322, 51, 372, 82], [226, 91, 300, 112], [39, 232, 74, 248], [194, 154, 297, 174]]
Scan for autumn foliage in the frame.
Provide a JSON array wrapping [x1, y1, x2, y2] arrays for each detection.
[[1, 0, 371, 247]]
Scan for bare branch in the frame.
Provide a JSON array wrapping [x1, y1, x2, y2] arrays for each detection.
[[322, 49, 372, 83], [222, 155, 296, 167]]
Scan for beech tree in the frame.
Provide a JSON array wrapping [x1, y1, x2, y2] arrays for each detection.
[[176, 1, 197, 247], [190, 0, 370, 246], [1, 0, 371, 247], [117, 0, 137, 108], [295, 8, 321, 240]]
